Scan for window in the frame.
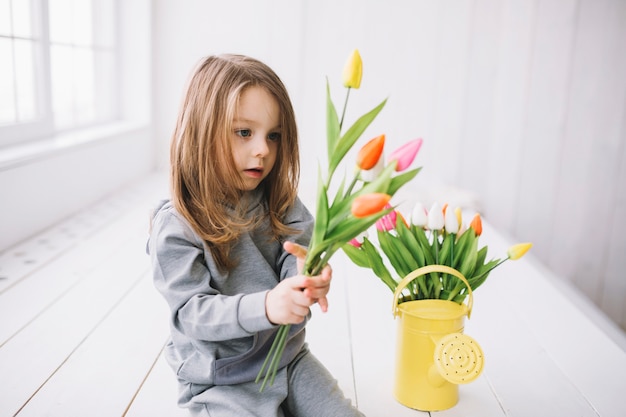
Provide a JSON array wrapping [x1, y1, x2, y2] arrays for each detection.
[[0, 0, 117, 147]]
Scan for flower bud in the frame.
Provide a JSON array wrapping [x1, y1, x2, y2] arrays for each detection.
[[444, 205, 460, 233], [427, 202, 444, 231], [507, 243, 533, 260], [469, 213, 482, 236], [411, 202, 428, 227], [351, 193, 391, 218], [357, 134, 385, 170], [388, 138, 423, 172], [342, 49, 363, 89]]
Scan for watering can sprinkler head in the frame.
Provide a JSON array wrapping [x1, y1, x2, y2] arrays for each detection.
[[431, 332, 484, 385]]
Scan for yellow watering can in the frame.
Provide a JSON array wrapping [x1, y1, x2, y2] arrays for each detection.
[[392, 265, 484, 411]]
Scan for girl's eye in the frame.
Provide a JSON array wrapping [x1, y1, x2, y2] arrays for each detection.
[[268, 132, 281, 142], [236, 129, 252, 138]]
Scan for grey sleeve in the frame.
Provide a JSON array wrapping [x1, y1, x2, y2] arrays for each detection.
[[149, 210, 275, 342], [277, 196, 315, 280]]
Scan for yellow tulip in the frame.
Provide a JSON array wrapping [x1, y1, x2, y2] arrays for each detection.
[[343, 49, 363, 89], [507, 243, 533, 260]]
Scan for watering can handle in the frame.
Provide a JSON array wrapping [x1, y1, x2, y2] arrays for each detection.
[[392, 265, 473, 318]]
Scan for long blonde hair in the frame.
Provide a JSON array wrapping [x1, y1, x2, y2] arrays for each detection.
[[170, 54, 300, 270]]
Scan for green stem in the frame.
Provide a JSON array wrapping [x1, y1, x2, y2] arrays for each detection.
[[343, 169, 361, 198], [257, 324, 289, 391], [433, 230, 441, 298], [339, 88, 351, 130]]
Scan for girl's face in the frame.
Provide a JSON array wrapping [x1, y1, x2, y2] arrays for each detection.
[[230, 86, 280, 191]]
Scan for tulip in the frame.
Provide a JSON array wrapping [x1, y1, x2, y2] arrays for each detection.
[[357, 134, 385, 170], [444, 205, 460, 234], [454, 207, 463, 227], [388, 138, 423, 172], [349, 230, 369, 248], [507, 242, 533, 260], [411, 202, 428, 227], [351, 193, 391, 218], [469, 213, 482, 236], [375, 205, 397, 231], [342, 49, 363, 89], [427, 202, 444, 231], [360, 153, 385, 182]]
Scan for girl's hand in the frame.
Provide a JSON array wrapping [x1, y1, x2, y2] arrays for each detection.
[[283, 241, 332, 313], [265, 242, 332, 325]]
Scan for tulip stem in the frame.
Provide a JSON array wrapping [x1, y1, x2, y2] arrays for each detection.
[[344, 170, 361, 197], [339, 88, 352, 130]]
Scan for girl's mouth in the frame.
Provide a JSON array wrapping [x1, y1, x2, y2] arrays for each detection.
[[244, 167, 263, 178]]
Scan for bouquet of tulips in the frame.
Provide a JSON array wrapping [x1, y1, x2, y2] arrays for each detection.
[[256, 50, 424, 390], [342, 201, 533, 304]]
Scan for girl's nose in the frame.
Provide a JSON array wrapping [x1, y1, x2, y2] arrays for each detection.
[[253, 135, 270, 157]]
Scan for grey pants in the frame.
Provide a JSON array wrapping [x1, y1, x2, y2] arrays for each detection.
[[184, 346, 365, 417]]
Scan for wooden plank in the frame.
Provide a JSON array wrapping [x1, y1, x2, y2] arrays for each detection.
[[478, 221, 626, 416], [305, 258, 358, 404], [15, 275, 170, 416], [0, 202, 157, 347], [0, 236, 150, 416], [456, 0, 503, 203], [512, 0, 579, 256], [124, 351, 187, 417], [342, 250, 431, 417], [483, 0, 537, 230], [429, 0, 473, 186]]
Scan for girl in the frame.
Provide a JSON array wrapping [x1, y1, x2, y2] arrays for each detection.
[[148, 54, 365, 417]]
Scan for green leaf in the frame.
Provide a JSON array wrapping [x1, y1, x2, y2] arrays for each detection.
[[322, 209, 389, 246], [468, 258, 500, 290], [388, 233, 419, 271], [341, 243, 370, 268], [328, 98, 387, 179], [452, 230, 473, 270], [361, 238, 397, 292], [309, 168, 328, 252], [378, 231, 411, 278], [413, 226, 435, 265], [474, 246, 488, 271], [387, 167, 421, 196], [326, 79, 340, 163], [439, 234, 453, 266], [396, 220, 424, 267], [327, 162, 395, 230], [458, 235, 478, 279]]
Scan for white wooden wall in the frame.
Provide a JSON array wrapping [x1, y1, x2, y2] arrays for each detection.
[[152, 0, 626, 331]]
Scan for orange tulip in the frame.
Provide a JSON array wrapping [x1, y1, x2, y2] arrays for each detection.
[[469, 213, 482, 236], [357, 134, 385, 170], [351, 193, 391, 218]]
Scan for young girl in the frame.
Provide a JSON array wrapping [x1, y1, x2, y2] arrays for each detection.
[[148, 54, 365, 417]]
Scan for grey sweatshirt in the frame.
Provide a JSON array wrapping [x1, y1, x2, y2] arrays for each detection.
[[148, 189, 314, 387]]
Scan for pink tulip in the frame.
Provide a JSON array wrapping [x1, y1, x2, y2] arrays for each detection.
[[375, 205, 397, 231], [388, 138, 423, 172], [349, 231, 369, 248]]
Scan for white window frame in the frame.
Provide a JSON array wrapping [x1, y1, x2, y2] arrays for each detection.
[[0, 0, 119, 149]]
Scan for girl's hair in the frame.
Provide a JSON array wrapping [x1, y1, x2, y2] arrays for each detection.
[[170, 54, 300, 270]]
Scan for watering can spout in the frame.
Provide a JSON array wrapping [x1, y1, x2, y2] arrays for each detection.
[[433, 333, 484, 385]]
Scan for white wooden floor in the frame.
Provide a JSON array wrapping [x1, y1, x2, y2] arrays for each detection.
[[1, 172, 625, 417]]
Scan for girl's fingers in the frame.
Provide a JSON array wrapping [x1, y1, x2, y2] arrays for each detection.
[[317, 296, 329, 313], [283, 241, 308, 260]]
